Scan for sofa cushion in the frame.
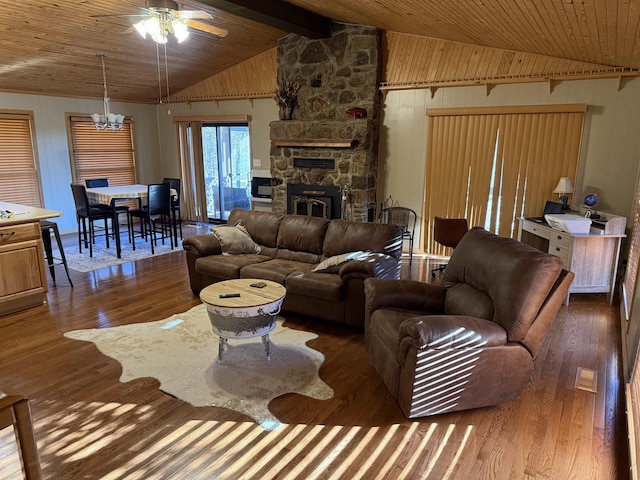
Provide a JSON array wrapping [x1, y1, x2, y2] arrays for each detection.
[[196, 254, 270, 279], [311, 250, 370, 273], [285, 271, 345, 302], [277, 215, 330, 255], [228, 208, 284, 248], [444, 283, 494, 321], [323, 220, 403, 259], [240, 258, 316, 285]]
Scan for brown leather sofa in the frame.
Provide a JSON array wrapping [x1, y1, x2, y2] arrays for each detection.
[[183, 208, 403, 327], [364, 227, 574, 418]]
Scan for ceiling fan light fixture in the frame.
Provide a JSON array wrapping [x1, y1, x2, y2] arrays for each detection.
[[134, 20, 148, 38], [172, 18, 189, 43], [144, 16, 162, 35]]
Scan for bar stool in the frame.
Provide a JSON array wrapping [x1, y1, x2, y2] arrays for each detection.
[[39, 220, 73, 287]]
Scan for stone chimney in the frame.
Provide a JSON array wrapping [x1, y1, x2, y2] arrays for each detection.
[[269, 23, 381, 221]]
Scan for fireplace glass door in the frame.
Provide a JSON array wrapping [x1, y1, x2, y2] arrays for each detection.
[[202, 123, 251, 222]]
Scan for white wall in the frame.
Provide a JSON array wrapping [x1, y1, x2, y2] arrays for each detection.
[[380, 78, 640, 250], [0, 92, 160, 233], [154, 98, 278, 180]]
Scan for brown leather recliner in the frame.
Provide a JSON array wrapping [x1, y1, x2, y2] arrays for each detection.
[[364, 227, 574, 418]]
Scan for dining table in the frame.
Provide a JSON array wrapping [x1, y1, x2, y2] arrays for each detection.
[[85, 184, 177, 259]]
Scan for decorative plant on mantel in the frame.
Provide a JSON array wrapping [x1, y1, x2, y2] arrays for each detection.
[[274, 81, 300, 120]]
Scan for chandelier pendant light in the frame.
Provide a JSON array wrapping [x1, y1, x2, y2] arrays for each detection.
[[91, 53, 125, 130]]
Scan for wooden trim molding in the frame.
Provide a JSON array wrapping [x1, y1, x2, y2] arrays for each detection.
[[427, 104, 587, 117], [172, 115, 251, 123], [271, 139, 358, 148]]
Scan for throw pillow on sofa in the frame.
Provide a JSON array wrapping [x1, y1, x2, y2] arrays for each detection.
[[312, 251, 371, 273], [210, 220, 261, 255]]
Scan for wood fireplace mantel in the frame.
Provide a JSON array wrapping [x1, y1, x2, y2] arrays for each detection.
[[271, 138, 359, 148]]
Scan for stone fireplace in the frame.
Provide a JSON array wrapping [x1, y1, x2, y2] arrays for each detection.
[[270, 23, 381, 221]]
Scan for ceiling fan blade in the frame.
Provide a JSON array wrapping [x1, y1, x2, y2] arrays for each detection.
[[185, 19, 228, 38], [90, 14, 148, 18], [176, 10, 213, 20]]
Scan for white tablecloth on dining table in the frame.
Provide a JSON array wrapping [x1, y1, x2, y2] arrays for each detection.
[[86, 184, 176, 205]]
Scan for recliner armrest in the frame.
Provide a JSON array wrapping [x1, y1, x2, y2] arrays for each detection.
[[398, 315, 508, 363], [182, 234, 222, 257], [339, 252, 399, 281], [365, 278, 446, 314]]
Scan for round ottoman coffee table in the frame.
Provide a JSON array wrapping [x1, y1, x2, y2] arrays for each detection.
[[199, 279, 286, 362]]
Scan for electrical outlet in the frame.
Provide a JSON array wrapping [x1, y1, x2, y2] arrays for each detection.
[[253, 158, 261, 167]]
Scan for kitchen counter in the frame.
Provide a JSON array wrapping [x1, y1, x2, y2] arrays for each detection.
[[0, 201, 61, 315]]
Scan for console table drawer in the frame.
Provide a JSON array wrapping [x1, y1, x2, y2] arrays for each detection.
[[521, 221, 550, 240], [549, 241, 570, 268], [548, 231, 570, 246]]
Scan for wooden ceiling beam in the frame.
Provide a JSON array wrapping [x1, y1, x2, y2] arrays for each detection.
[[197, 0, 331, 38]]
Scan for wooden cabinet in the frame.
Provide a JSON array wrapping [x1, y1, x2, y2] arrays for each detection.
[[0, 221, 48, 315], [518, 214, 626, 304], [0, 201, 61, 316]]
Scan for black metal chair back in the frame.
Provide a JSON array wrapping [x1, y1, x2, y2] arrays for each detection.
[[71, 183, 91, 217], [147, 183, 171, 216], [162, 177, 181, 207], [85, 178, 109, 188], [379, 206, 418, 265]]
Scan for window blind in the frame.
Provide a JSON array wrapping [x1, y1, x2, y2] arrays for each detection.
[[68, 116, 136, 186], [0, 111, 43, 207], [424, 104, 585, 255]]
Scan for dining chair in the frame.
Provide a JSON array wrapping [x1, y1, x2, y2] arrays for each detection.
[[85, 178, 130, 238], [70, 183, 113, 257], [378, 206, 417, 265], [127, 183, 174, 254], [430, 216, 469, 277], [162, 177, 182, 242]]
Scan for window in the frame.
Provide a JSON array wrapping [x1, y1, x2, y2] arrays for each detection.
[[424, 104, 586, 254], [0, 110, 43, 206], [67, 115, 136, 185], [175, 115, 251, 223]]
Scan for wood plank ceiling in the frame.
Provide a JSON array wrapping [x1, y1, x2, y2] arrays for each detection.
[[1, 0, 640, 104], [0, 0, 286, 103]]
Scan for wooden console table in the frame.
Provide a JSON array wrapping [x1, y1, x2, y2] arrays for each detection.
[[518, 210, 626, 304]]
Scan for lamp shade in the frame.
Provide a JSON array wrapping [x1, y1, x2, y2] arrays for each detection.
[[553, 177, 574, 194]]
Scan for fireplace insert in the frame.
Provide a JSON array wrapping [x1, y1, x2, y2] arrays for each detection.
[[287, 184, 341, 219]]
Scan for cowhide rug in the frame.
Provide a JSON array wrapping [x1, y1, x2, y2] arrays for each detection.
[[64, 304, 333, 430]]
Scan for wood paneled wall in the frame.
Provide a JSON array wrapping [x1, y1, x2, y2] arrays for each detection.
[[172, 48, 277, 102], [382, 32, 640, 91], [380, 78, 640, 253]]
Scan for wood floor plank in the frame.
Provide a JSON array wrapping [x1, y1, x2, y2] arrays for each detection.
[[0, 234, 630, 479]]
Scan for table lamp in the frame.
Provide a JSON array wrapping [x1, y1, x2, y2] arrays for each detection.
[[553, 177, 574, 210]]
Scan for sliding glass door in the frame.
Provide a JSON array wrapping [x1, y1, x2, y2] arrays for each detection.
[[202, 123, 251, 222]]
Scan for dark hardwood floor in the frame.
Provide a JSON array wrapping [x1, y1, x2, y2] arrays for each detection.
[[0, 232, 630, 479]]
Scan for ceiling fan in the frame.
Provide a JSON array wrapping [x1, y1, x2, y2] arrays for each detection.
[[95, 0, 228, 44]]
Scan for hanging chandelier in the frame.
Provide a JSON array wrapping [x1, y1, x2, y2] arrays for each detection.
[[133, 5, 190, 44], [91, 53, 125, 130]]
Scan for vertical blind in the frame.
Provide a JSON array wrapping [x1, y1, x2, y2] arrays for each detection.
[[623, 173, 640, 326], [0, 111, 43, 207], [424, 104, 586, 255], [68, 116, 136, 186], [176, 120, 207, 222]]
